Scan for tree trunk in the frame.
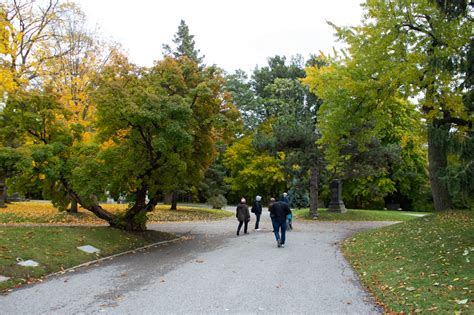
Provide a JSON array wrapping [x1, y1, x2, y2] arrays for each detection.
[[309, 166, 319, 218], [69, 191, 115, 221], [428, 125, 452, 211], [170, 190, 178, 210], [0, 175, 6, 208], [68, 198, 78, 213]]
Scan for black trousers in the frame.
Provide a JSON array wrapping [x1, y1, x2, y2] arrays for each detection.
[[237, 220, 249, 235], [254, 213, 261, 229]]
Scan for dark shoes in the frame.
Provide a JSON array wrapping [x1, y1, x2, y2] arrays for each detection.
[[277, 239, 282, 248]]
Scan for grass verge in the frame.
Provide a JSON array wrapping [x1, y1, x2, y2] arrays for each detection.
[[342, 211, 473, 313], [0, 202, 232, 225], [0, 226, 177, 292], [293, 208, 426, 221]]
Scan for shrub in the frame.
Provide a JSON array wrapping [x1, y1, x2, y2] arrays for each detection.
[[207, 194, 227, 209]]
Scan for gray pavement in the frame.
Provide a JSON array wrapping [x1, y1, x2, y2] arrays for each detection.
[[0, 210, 396, 314]]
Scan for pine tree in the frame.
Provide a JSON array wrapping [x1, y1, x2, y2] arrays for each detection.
[[162, 20, 204, 64]]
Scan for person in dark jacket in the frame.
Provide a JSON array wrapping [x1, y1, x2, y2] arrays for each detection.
[[268, 200, 291, 247], [280, 192, 289, 204], [251, 195, 263, 230], [236, 198, 250, 236]]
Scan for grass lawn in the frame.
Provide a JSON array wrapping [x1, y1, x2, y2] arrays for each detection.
[[0, 202, 232, 225], [0, 226, 177, 292], [293, 208, 427, 221], [343, 211, 473, 313]]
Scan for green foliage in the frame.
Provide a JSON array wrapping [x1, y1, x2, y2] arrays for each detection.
[[206, 194, 227, 209], [225, 70, 259, 131], [199, 154, 229, 201], [112, 211, 148, 231], [305, 0, 472, 210], [162, 20, 204, 64], [223, 135, 285, 202], [343, 211, 473, 313], [228, 55, 324, 210], [0, 91, 85, 210]]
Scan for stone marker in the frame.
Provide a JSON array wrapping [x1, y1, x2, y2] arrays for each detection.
[[0, 275, 10, 282], [77, 245, 100, 254], [327, 179, 347, 213], [17, 259, 39, 267]]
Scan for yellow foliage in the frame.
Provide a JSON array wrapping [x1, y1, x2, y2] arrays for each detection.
[[0, 202, 230, 225]]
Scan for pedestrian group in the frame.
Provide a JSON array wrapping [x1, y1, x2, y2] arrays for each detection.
[[236, 193, 292, 248]]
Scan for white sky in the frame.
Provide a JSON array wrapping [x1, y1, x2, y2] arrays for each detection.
[[75, 0, 365, 74]]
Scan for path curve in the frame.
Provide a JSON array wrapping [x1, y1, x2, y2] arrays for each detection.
[[0, 210, 395, 314]]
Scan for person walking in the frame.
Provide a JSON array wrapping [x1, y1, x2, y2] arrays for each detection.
[[280, 192, 289, 204], [236, 198, 250, 236], [251, 195, 263, 230], [269, 199, 291, 248]]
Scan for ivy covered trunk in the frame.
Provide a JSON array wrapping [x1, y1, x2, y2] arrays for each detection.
[[428, 126, 452, 211], [309, 166, 319, 218]]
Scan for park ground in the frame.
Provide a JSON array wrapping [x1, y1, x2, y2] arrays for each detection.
[[0, 203, 472, 313]]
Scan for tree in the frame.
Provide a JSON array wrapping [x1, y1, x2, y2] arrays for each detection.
[[249, 55, 323, 217], [163, 19, 204, 65], [0, 6, 17, 94], [225, 70, 259, 132], [43, 2, 113, 212], [305, 0, 472, 211], [2, 0, 64, 87], [90, 53, 237, 229], [223, 134, 286, 202]]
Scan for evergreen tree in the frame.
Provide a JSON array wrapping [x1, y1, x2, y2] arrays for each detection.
[[163, 20, 204, 64]]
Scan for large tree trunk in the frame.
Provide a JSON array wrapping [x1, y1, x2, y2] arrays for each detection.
[[0, 175, 6, 208], [309, 166, 319, 219], [118, 184, 149, 231], [68, 198, 78, 213], [63, 179, 153, 231], [428, 125, 452, 211], [170, 190, 178, 210]]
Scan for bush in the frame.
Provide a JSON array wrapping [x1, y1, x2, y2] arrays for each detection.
[[207, 194, 227, 209]]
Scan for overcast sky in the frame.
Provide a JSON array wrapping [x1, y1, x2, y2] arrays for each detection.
[[75, 0, 365, 74]]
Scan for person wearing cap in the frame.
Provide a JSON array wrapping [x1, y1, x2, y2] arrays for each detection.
[[236, 197, 250, 236], [251, 195, 263, 230]]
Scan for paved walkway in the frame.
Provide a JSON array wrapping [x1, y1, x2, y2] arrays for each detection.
[[0, 210, 395, 314]]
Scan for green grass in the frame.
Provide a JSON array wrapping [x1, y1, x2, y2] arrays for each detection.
[[343, 211, 473, 313], [0, 226, 177, 292], [293, 208, 427, 221]]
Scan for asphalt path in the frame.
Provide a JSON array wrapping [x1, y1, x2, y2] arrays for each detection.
[[0, 209, 396, 314]]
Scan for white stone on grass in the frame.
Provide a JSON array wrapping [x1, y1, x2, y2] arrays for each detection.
[[77, 245, 100, 254], [17, 259, 39, 267], [0, 275, 10, 282]]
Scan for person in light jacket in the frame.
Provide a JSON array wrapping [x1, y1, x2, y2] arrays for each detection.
[[236, 198, 250, 236]]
